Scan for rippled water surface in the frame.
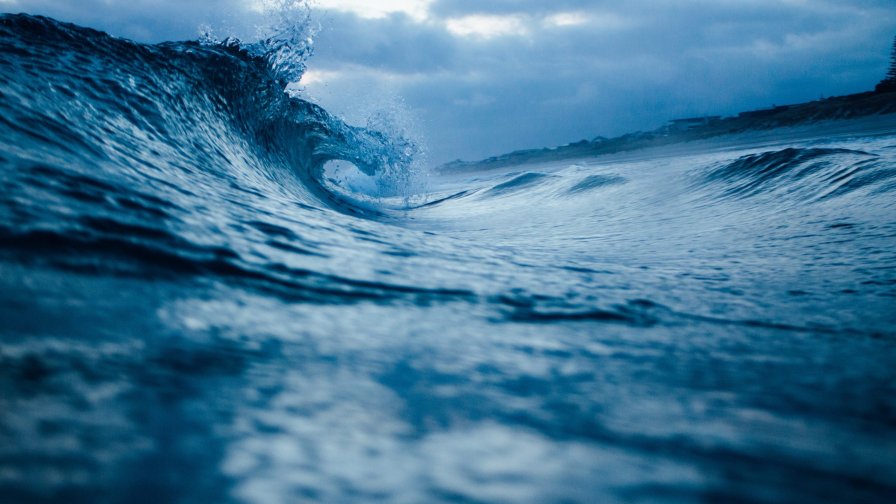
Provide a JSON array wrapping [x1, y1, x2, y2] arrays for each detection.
[[2, 14, 896, 504]]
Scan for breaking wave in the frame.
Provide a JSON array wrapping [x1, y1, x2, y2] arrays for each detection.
[[702, 147, 896, 201]]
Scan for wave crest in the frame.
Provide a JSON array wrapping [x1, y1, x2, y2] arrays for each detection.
[[0, 13, 420, 213], [701, 147, 895, 202]]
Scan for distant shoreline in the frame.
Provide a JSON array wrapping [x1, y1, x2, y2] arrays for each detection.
[[440, 90, 896, 172]]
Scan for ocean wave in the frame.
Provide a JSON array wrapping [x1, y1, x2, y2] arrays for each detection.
[[0, 14, 417, 213], [3, 12, 896, 504], [485, 172, 556, 195], [567, 174, 627, 194], [701, 147, 895, 201]]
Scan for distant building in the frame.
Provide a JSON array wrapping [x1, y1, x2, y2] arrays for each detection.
[[666, 116, 721, 132], [737, 105, 790, 119]]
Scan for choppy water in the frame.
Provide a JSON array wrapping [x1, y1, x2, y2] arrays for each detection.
[[2, 13, 896, 504]]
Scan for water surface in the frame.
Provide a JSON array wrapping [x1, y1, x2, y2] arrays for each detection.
[[1, 14, 896, 503]]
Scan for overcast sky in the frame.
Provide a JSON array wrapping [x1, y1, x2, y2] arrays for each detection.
[[3, 0, 895, 163]]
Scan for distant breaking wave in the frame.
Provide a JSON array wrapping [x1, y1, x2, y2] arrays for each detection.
[[702, 147, 896, 202]]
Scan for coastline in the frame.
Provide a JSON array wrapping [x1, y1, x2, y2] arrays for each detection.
[[440, 91, 896, 173]]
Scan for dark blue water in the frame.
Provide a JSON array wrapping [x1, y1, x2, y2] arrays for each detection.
[[2, 13, 896, 504]]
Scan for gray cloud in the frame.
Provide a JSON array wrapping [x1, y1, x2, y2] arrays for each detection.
[[4, 0, 895, 163], [1, 0, 260, 41], [429, 0, 603, 17], [313, 12, 456, 73]]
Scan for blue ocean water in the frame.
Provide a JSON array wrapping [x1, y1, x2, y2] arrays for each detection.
[[2, 13, 896, 503]]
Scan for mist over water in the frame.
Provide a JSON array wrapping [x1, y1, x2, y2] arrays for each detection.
[[1, 10, 896, 504]]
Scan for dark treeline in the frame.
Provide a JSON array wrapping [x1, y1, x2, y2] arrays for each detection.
[[876, 35, 896, 93]]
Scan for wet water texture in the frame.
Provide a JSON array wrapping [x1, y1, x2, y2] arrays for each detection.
[[2, 14, 896, 504]]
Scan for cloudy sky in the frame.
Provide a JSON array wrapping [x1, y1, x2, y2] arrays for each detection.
[[3, 0, 895, 163]]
